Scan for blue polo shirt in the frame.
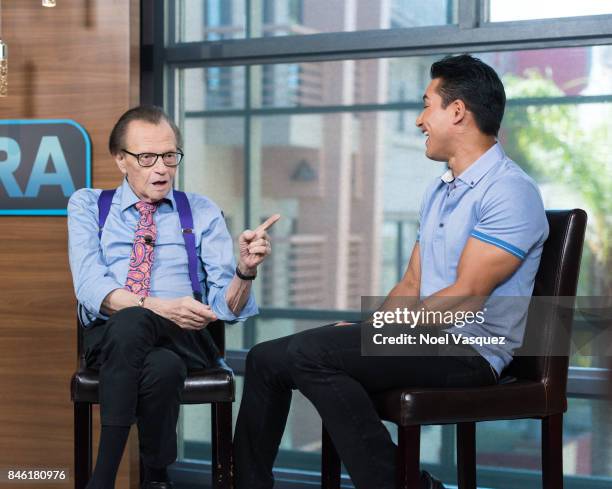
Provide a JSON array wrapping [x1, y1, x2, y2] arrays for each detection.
[[417, 143, 549, 375]]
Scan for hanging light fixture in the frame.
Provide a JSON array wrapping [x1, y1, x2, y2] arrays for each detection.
[[0, 0, 6, 97], [0, 40, 6, 98], [42, 0, 56, 7]]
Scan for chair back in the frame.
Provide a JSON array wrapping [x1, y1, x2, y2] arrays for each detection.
[[505, 209, 587, 413]]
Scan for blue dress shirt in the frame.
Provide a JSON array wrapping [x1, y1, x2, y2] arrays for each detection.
[[417, 143, 549, 375], [68, 179, 258, 326]]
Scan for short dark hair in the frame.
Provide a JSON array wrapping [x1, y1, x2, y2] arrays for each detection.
[[108, 105, 183, 155], [430, 54, 506, 136]]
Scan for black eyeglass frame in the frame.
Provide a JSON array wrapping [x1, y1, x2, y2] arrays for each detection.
[[121, 148, 185, 167]]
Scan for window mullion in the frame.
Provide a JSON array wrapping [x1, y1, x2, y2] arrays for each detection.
[[458, 0, 480, 29]]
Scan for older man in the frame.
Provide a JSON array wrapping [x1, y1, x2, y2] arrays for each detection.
[[68, 105, 278, 489]]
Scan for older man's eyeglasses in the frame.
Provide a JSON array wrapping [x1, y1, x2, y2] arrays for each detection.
[[122, 149, 184, 167]]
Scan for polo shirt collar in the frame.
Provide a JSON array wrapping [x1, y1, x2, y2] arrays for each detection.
[[118, 178, 176, 212], [455, 142, 504, 188]]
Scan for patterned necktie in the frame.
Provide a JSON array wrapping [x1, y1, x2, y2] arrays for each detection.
[[124, 201, 159, 296]]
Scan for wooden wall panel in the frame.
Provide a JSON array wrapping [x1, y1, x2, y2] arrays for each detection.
[[0, 1, 140, 487]]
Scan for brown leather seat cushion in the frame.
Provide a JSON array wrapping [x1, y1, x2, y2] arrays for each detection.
[[71, 358, 234, 404], [372, 379, 555, 426]]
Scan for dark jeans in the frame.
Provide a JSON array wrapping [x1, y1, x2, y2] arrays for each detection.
[[234, 323, 497, 489], [83, 306, 219, 468]]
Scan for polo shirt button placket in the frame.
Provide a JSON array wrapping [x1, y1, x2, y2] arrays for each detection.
[[440, 182, 455, 229]]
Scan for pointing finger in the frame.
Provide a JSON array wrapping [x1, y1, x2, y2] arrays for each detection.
[[255, 214, 281, 234]]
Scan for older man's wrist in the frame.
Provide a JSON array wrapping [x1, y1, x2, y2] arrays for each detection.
[[237, 262, 257, 280], [143, 296, 162, 315]]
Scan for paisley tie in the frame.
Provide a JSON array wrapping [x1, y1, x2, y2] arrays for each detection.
[[124, 201, 159, 296]]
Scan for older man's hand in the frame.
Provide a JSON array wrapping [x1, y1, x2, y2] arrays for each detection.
[[238, 214, 280, 275], [147, 296, 217, 330]]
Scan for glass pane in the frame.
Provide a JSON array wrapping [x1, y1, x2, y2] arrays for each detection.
[[179, 115, 245, 231], [177, 66, 246, 112], [174, 0, 246, 43], [482, 47, 612, 97], [476, 398, 612, 481], [251, 48, 611, 109], [254, 57, 438, 108], [254, 0, 457, 37], [176, 66, 247, 235], [489, 0, 612, 22], [172, 0, 457, 43]]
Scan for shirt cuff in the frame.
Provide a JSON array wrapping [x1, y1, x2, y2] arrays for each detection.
[[210, 286, 259, 323], [79, 279, 123, 321], [470, 230, 527, 260]]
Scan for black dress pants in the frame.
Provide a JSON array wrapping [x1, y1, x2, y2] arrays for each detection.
[[83, 306, 219, 468], [234, 323, 497, 489]]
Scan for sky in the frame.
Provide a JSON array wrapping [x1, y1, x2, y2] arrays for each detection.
[[489, 0, 612, 21]]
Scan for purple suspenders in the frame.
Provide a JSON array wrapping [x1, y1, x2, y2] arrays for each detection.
[[97, 189, 115, 238], [97, 189, 204, 302], [173, 191, 203, 302]]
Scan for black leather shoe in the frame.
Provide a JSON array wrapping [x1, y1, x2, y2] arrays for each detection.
[[421, 470, 446, 489], [141, 481, 174, 489]]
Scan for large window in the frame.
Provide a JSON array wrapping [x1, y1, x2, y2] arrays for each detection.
[[150, 1, 612, 487]]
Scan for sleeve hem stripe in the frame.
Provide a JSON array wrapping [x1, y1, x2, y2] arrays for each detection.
[[470, 230, 526, 260]]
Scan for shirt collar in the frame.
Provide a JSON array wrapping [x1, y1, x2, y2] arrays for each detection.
[[440, 169, 455, 183], [118, 178, 176, 212], [438, 142, 504, 188], [456, 142, 504, 188]]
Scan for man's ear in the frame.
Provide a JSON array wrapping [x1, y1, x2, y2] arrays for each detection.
[[451, 99, 467, 125], [114, 151, 128, 176]]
